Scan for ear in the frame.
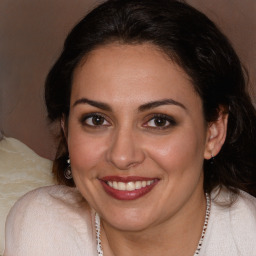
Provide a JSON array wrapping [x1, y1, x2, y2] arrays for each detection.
[[204, 108, 228, 160]]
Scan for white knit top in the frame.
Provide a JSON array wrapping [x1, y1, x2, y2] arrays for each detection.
[[4, 185, 256, 256]]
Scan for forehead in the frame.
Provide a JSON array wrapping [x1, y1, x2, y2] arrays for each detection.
[[71, 43, 201, 109]]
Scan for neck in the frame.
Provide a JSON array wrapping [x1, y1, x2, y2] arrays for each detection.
[[100, 190, 207, 256]]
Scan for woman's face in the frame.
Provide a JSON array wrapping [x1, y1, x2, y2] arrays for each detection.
[[67, 43, 213, 231]]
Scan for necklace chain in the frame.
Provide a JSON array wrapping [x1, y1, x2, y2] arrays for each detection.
[[95, 193, 211, 256], [95, 213, 103, 256], [193, 193, 211, 255]]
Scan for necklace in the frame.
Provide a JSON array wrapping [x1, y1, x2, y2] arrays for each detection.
[[95, 193, 211, 256], [194, 193, 211, 255]]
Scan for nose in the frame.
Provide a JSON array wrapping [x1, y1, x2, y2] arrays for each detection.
[[106, 127, 145, 170]]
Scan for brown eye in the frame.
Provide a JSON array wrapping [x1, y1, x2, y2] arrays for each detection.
[[144, 114, 177, 129], [91, 115, 105, 125], [153, 117, 167, 127], [82, 114, 110, 127]]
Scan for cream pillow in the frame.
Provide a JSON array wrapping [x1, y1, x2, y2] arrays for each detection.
[[0, 137, 54, 255]]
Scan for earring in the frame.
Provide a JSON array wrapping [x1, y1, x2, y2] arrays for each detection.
[[64, 158, 73, 179], [210, 153, 215, 165]]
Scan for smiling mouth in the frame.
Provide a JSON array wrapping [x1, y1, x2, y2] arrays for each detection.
[[106, 180, 155, 191], [100, 177, 159, 200]]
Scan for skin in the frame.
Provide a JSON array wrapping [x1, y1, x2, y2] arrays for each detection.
[[65, 43, 228, 256]]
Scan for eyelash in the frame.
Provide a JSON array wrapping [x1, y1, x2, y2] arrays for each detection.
[[80, 113, 177, 130], [143, 114, 177, 130], [80, 113, 111, 128]]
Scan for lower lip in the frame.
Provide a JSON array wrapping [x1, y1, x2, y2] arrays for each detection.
[[100, 180, 159, 200]]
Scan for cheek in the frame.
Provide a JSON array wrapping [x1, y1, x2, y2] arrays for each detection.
[[146, 129, 206, 176], [67, 126, 106, 178]]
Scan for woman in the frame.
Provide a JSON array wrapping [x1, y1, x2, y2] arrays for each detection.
[[4, 0, 256, 255]]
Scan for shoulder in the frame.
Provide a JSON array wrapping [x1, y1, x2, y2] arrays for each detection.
[[229, 190, 256, 249], [213, 189, 256, 226], [202, 188, 256, 255], [7, 185, 89, 221], [5, 185, 96, 256], [236, 190, 256, 211]]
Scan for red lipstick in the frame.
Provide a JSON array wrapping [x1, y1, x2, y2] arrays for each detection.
[[100, 176, 159, 200]]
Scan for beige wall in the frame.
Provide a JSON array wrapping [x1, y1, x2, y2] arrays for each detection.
[[187, 0, 256, 98], [0, 0, 255, 159], [0, 0, 98, 159]]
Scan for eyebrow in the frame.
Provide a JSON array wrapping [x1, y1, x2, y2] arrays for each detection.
[[72, 97, 186, 112], [138, 99, 186, 112], [73, 98, 112, 111]]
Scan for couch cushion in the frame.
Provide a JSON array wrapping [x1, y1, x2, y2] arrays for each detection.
[[0, 137, 54, 254]]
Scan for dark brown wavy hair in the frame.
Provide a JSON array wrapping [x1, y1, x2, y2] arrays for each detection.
[[45, 0, 256, 196]]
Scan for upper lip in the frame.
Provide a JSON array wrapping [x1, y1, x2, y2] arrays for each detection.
[[100, 176, 158, 182]]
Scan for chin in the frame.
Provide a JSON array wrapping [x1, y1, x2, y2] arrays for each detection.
[[100, 206, 159, 232]]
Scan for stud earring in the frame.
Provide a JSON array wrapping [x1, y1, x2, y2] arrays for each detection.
[[64, 158, 73, 179]]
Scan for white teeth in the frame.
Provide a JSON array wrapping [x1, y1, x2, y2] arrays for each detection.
[[113, 181, 118, 189], [118, 182, 126, 191], [135, 181, 141, 189], [126, 182, 135, 191], [106, 180, 155, 191]]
